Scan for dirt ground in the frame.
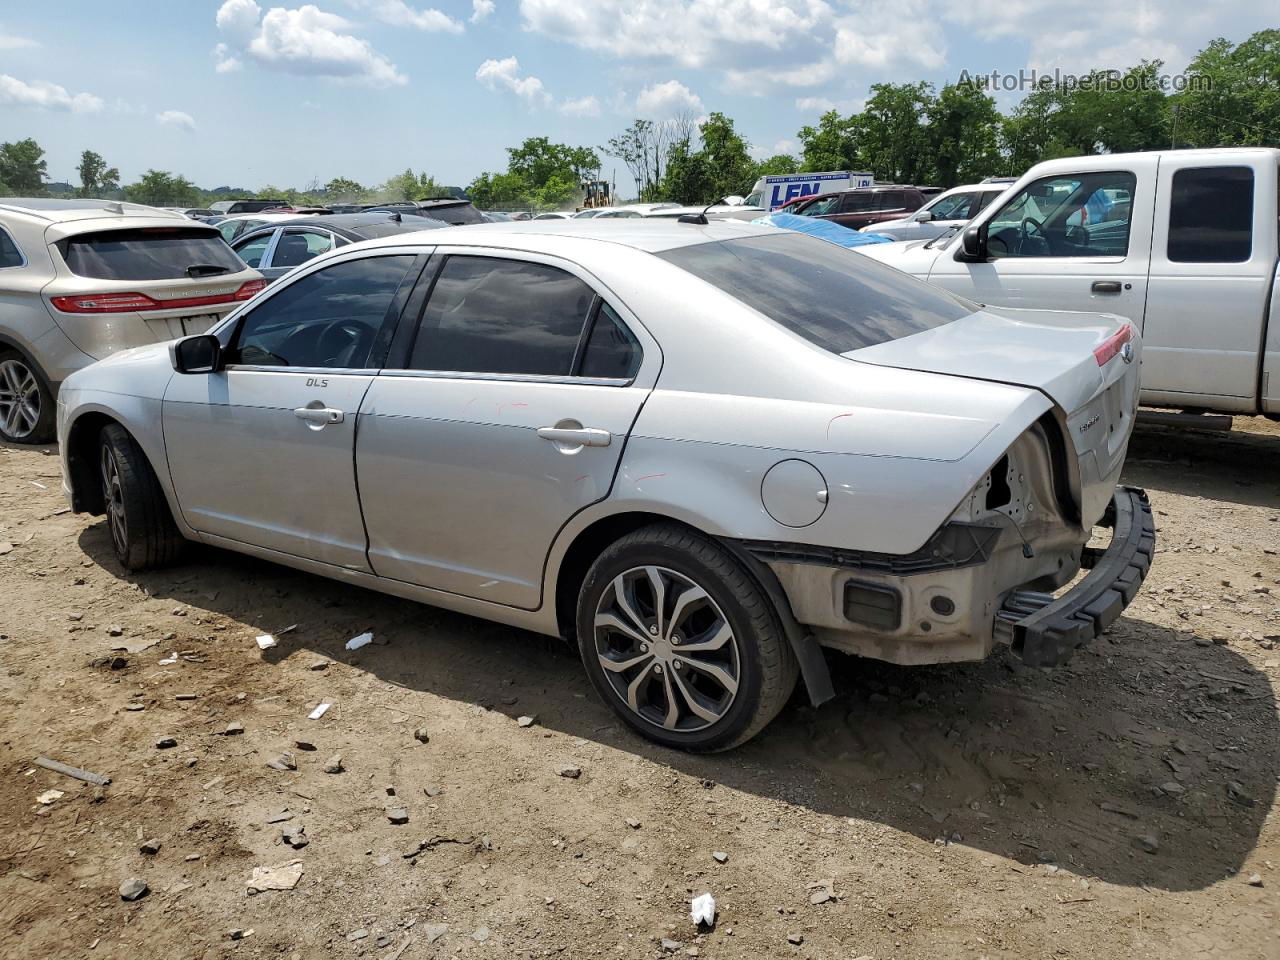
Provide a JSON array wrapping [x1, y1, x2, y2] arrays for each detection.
[[0, 418, 1277, 960]]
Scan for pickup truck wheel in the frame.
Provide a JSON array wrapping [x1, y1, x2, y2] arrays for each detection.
[[576, 523, 797, 752], [0, 352, 55, 444], [99, 423, 186, 571]]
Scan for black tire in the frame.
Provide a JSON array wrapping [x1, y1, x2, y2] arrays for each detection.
[[0, 350, 56, 444], [99, 423, 186, 571], [576, 523, 798, 752]]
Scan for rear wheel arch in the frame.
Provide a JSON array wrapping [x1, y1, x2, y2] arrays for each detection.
[[551, 510, 834, 710]]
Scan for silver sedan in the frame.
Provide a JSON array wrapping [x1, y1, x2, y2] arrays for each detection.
[[57, 220, 1153, 751]]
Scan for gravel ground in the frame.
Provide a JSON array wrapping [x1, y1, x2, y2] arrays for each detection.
[[0, 418, 1277, 959]]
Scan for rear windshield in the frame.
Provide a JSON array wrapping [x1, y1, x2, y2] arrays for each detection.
[[417, 203, 484, 225], [60, 227, 245, 281], [657, 233, 977, 353]]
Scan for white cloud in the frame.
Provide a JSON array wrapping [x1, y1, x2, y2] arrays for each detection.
[[355, 0, 464, 33], [795, 96, 835, 112], [635, 80, 703, 118], [0, 28, 38, 50], [214, 1, 406, 87], [0, 74, 103, 113], [471, 0, 495, 22], [156, 109, 197, 132], [475, 56, 551, 106], [214, 42, 243, 73], [519, 0, 829, 69], [215, 0, 262, 42], [558, 95, 600, 117]]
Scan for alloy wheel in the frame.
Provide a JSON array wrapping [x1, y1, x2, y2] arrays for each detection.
[[593, 565, 741, 732], [0, 359, 41, 440], [101, 444, 128, 558]]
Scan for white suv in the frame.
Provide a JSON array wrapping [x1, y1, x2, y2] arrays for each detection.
[[0, 198, 262, 443], [862, 183, 1010, 241]]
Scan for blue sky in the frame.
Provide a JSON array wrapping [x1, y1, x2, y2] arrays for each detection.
[[0, 1, 1273, 193]]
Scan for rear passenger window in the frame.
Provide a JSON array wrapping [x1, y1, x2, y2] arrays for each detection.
[[1168, 166, 1254, 263], [578, 303, 641, 379], [0, 227, 22, 268], [410, 257, 595, 376]]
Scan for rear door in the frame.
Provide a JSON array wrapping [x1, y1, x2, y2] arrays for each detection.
[[356, 249, 659, 609], [1141, 160, 1277, 408], [163, 251, 422, 569], [929, 159, 1158, 323]]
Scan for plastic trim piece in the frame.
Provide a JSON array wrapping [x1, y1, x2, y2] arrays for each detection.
[[738, 522, 1003, 575], [995, 486, 1155, 667]]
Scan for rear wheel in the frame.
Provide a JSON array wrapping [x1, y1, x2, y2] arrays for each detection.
[[576, 523, 797, 752], [0, 352, 55, 444], [99, 424, 186, 571]]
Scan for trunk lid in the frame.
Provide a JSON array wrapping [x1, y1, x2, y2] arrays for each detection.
[[849, 306, 1141, 524]]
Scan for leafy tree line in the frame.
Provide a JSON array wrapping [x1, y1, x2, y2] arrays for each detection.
[[1, 29, 1273, 210], [633, 28, 1280, 203]]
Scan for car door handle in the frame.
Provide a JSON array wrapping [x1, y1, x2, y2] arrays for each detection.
[[294, 406, 344, 425], [536, 426, 611, 447], [1091, 280, 1122, 294]]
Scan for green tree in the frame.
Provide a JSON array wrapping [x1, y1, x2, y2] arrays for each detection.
[[466, 170, 529, 210], [507, 137, 598, 189], [122, 170, 200, 207], [927, 83, 1002, 185], [0, 138, 48, 194], [797, 110, 861, 171], [75, 150, 120, 198], [379, 168, 444, 201], [697, 112, 756, 200], [324, 177, 367, 202], [857, 82, 936, 184], [1173, 30, 1280, 147], [658, 137, 710, 204], [751, 154, 799, 178]]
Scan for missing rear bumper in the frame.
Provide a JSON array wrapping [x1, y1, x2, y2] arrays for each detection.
[[994, 486, 1155, 667]]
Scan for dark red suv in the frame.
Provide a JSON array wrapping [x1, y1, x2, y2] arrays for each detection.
[[788, 185, 928, 230]]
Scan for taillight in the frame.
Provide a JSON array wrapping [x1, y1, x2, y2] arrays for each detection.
[[51, 279, 266, 314], [51, 292, 160, 313], [1093, 323, 1133, 366]]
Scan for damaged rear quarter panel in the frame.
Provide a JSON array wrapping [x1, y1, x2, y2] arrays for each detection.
[[608, 383, 1054, 556]]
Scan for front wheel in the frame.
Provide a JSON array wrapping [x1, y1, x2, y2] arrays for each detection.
[[0, 351, 55, 444], [576, 523, 798, 752], [99, 424, 186, 571]]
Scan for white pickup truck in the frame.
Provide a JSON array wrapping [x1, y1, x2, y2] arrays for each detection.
[[857, 148, 1280, 418]]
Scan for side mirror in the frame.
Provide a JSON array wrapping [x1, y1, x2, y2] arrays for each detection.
[[170, 334, 223, 374], [915, 210, 934, 222], [956, 224, 989, 262]]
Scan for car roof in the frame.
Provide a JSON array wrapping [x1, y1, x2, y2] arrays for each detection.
[[359, 216, 776, 255], [0, 197, 191, 224], [234, 212, 452, 245]]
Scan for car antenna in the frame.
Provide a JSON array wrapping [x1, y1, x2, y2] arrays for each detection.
[[678, 197, 724, 225]]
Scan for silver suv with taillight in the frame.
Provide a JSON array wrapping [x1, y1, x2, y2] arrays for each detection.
[[0, 197, 262, 443]]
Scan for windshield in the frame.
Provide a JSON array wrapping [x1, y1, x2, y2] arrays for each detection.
[[657, 233, 978, 353], [60, 227, 245, 281]]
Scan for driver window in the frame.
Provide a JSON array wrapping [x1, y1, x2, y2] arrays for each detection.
[[799, 195, 840, 216], [232, 255, 415, 368], [986, 172, 1136, 259]]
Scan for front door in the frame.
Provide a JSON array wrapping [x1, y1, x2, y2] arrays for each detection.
[[929, 159, 1159, 326], [163, 252, 421, 569], [356, 251, 657, 609]]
